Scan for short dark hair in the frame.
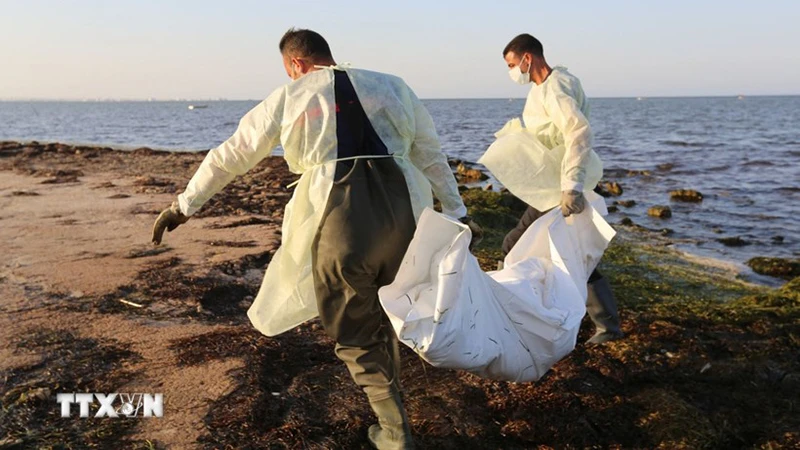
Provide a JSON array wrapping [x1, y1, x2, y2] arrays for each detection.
[[503, 34, 544, 59], [279, 28, 333, 60]]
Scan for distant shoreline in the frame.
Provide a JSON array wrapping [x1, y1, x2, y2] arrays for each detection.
[[2, 94, 800, 102]]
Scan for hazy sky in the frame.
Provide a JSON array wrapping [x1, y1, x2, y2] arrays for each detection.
[[2, 0, 798, 100]]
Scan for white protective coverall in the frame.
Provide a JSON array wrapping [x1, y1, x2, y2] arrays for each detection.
[[176, 65, 467, 337], [479, 66, 603, 211], [377, 66, 616, 381]]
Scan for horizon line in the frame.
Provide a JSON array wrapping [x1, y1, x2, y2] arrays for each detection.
[[1, 94, 799, 102]]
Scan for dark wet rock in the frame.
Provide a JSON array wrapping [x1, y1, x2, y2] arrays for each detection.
[[670, 189, 704, 202], [717, 236, 750, 247], [620, 217, 634, 226], [656, 163, 675, 171], [11, 191, 40, 196], [648, 205, 672, 218], [602, 168, 630, 178], [108, 193, 131, 199], [607, 205, 619, 213], [659, 228, 675, 236], [627, 169, 652, 177], [772, 236, 785, 244], [746, 257, 800, 280], [615, 200, 636, 208], [595, 181, 623, 197]]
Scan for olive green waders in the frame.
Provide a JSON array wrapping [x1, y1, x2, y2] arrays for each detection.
[[311, 158, 416, 449]]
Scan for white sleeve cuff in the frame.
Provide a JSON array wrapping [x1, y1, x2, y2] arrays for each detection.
[[177, 193, 197, 217], [443, 204, 468, 221]]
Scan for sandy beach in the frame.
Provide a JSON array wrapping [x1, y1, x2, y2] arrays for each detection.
[[1, 141, 798, 449]]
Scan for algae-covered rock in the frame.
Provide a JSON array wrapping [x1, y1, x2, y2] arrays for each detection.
[[459, 188, 527, 251], [648, 205, 672, 218], [615, 199, 636, 208], [746, 257, 800, 280], [670, 189, 703, 202]]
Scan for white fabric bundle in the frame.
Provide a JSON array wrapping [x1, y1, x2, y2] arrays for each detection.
[[378, 195, 615, 382]]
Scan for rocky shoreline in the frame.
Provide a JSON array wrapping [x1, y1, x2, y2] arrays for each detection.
[[1, 140, 798, 449]]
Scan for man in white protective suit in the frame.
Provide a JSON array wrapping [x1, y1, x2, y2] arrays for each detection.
[[151, 28, 481, 449], [501, 33, 624, 344]]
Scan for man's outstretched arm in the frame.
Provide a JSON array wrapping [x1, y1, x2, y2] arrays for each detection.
[[153, 95, 282, 244]]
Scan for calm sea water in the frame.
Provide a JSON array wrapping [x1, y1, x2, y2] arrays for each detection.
[[1, 97, 798, 268]]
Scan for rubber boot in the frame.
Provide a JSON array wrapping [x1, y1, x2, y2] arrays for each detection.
[[367, 392, 415, 450], [388, 329, 403, 394], [586, 277, 624, 344]]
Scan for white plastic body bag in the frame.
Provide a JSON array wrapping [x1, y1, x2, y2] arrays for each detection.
[[378, 195, 615, 382]]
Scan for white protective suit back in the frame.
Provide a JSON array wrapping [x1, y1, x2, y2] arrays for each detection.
[[378, 194, 615, 382], [246, 67, 460, 336]]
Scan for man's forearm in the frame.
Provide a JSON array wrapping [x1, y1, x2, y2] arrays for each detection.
[[177, 150, 237, 216]]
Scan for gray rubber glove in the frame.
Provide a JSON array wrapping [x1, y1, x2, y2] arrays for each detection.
[[560, 190, 586, 217], [151, 201, 189, 245], [459, 215, 484, 251]]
